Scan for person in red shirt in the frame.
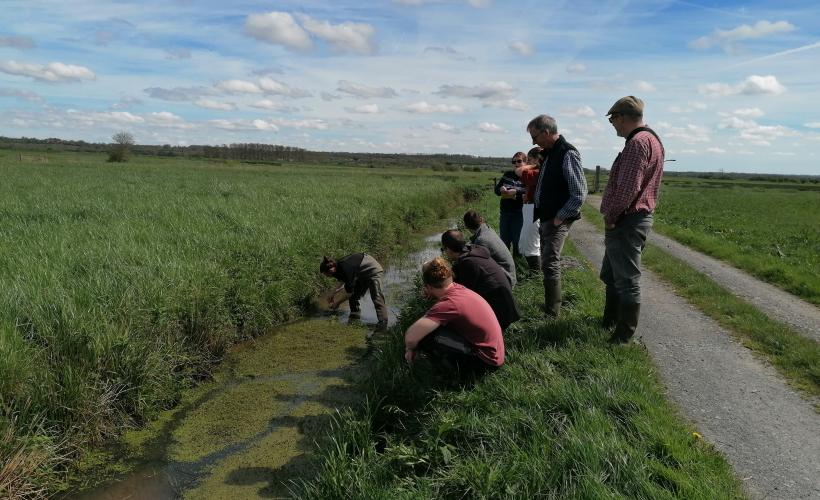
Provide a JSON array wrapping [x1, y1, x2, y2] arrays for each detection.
[[404, 257, 504, 375], [517, 146, 544, 276], [600, 96, 664, 344]]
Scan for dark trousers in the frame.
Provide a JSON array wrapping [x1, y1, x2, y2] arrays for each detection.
[[539, 218, 574, 282], [417, 327, 498, 376], [600, 212, 653, 305], [499, 210, 523, 255], [349, 272, 389, 322]]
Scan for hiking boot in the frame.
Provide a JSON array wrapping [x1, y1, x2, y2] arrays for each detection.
[[543, 278, 561, 317], [601, 289, 620, 329], [608, 303, 640, 344]]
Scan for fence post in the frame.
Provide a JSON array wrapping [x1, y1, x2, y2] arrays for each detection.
[[594, 165, 600, 193]]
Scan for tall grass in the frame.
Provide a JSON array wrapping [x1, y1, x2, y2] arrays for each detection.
[[0, 152, 486, 495], [297, 198, 743, 498]]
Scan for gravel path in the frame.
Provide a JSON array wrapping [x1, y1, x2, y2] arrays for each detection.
[[586, 195, 820, 342], [569, 215, 820, 500]]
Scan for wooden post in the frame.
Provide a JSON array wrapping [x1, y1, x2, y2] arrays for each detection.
[[594, 165, 601, 193]]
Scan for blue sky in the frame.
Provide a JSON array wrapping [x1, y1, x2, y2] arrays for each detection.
[[1, 0, 819, 174]]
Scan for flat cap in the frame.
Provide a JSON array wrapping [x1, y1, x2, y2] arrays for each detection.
[[606, 96, 644, 116]]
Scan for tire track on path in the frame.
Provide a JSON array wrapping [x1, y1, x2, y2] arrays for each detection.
[[570, 216, 820, 500]]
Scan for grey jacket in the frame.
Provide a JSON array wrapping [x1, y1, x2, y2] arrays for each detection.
[[470, 223, 517, 287]]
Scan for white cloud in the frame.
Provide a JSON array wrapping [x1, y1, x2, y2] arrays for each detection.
[[423, 46, 474, 61], [0, 36, 35, 49], [707, 147, 726, 154], [635, 80, 656, 92], [698, 75, 786, 96], [215, 79, 262, 94], [434, 81, 516, 101], [478, 122, 503, 133], [484, 98, 527, 110], [0, 60, 95, 83], [252, 119, 279, 131], [773, 151, 796, 156], [250, 99, 299, 112], [655, 121, 711, 144], [347, 103, 380, 114], [401, 101, 465, 113], [258, 77, 312, 98], [165, 48, 191, 60], [718, 115, 796, 146], [195, 99, 236, 111], [296, 14, 376, 55], [566, 63, 587, 74], [321, 92, 341, 101], [690, 20, 796, 52], [144, 86, 208, 102], [560, 105, 596, 117], [337, 80, 398, 99], [272, 118, 329, 130], [733, 107, 765, 118], [0, 87, 41, 102], [468, 0, 491, 7], [245, 12, 312, 51], [509, 41, 533, 56], [146, 112, 193, 129], [432, 122, 456, 132], [803, 122, 820, 129]]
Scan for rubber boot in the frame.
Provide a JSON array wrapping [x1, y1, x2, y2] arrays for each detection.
[[543, 278, 561, 317], [608, 303, 641, 344], [525, 256, 541, 278], [601, 289, 620, 329]]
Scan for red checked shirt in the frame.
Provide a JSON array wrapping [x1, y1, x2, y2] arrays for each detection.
[[600, 128, 664, 226]]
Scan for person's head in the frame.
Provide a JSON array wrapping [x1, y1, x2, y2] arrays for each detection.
[[526, 114, 559, 149], [319, 256, 336, 276], [511, 151, 527, 168], [606, 96, 645, 138], [527, 146, 543, 165], [422, 257, 453, 296], [462, 210, 484, 231], [441, 229, 466, 260]]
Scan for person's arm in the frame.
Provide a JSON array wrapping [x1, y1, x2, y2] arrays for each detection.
[[601, 140, 647, 227], [328, 283, 349, 309], [555, 150, 587, 225], [404, 317, 440, 363]]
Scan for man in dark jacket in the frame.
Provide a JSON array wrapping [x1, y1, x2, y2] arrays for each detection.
[[320, 253, 388, 328], [441, 230, 520, 330], [521, 114, 587, 317]]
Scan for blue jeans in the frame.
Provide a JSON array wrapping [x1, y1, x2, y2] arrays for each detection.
[[600, 212, 653, 306], [499, 210, 523, 255]]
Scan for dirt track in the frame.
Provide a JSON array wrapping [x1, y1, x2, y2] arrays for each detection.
[[586, 195, 820, 342], [569, 211, 820, 500]]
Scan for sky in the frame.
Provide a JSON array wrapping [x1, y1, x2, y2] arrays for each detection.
[[1, 0, 819, 175]]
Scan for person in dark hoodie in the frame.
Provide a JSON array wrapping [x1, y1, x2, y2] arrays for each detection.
[[462, 210, 517, 287], [494, 152, 526, 256], [320, 253, 388, 328], [440, 230, 520, 330]]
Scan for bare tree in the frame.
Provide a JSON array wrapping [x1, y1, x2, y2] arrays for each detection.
[[108, 131, 135, 162]]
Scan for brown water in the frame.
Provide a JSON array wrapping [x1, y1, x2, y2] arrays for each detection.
[[69, 234, 443, 499]]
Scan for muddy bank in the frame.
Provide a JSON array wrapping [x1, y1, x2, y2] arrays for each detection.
[[69, 234, 443, 499]]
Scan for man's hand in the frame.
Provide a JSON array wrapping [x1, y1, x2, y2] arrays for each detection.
[[606, 223, 616, 230], [552, 217, 563, 226], [405, 349, 416, 364]]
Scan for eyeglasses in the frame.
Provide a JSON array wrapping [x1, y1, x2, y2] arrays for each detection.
[[511, 159, 525, 164], [608, 113, 622, 124]]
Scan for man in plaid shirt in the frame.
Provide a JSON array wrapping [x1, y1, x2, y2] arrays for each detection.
[[600, 96, 664, 344]]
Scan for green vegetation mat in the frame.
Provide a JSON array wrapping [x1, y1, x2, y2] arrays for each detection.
[[654, 177, 820, 306], [297, 202, 744, 498], [0, 152, 486, 495]]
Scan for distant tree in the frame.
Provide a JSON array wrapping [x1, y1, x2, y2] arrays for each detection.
[[108, 131, 134, 162]]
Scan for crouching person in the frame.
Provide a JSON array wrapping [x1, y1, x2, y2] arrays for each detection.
[[404, 257, 504, 376], [320, 253, 388, 329]]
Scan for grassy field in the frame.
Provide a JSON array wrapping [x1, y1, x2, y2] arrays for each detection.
[[653, 177, 820, 305], [296, 197, 743, 499], [0, 150, 487, 496]]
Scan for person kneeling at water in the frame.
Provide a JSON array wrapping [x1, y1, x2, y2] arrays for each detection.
[[404, 257, 504, 375], [320, 254, 388, 328]]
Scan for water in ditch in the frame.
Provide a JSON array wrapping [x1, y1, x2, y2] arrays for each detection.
[[70, 233, 443, 499]]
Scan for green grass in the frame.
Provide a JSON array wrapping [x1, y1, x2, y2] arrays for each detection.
[[0, 151, 488, 495], [297, 198, 743, 499], [653, 177, 820, 306], [582, 204, 820, 401]]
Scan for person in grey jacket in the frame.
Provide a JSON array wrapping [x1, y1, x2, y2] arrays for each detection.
[[462, 210, 517, 287], [320, 253, 388, 328]]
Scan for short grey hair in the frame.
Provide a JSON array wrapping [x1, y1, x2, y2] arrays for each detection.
[[527, 114, 558, 134]]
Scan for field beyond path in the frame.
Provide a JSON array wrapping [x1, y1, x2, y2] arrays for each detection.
[[570, 215, 820, 499], [586, 195, 820, 343]]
